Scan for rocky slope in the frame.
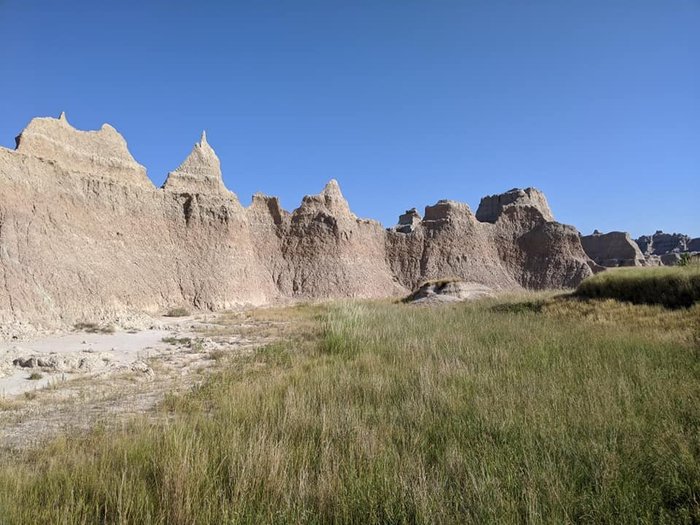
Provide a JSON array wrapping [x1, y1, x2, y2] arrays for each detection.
[[580, 230, 648, 267], [0, 114, 595, 334]]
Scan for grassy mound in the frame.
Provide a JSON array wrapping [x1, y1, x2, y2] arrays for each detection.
[[0, 298, 698, 523], [576, 265, 700, 308]]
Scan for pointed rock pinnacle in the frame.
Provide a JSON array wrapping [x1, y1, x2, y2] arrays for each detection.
[[161, 130, 225, 193]]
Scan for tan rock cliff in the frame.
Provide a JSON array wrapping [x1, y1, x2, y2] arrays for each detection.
[[0, 114, 595, 334]]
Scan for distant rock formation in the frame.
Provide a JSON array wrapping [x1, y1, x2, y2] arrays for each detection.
[[580, 231, 648, 267], [0, 114, 595, 334], [635, 231, 699, 256], [581, 229, 700, 268]]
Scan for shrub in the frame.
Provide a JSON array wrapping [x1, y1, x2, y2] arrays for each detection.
[[73, 322, 115, 334], [677, 252, 696, 267], [27, 372, 43, 380], [576, 265, 700, 308], [165, 307, 190, 317], [161, 336, 192, 346]]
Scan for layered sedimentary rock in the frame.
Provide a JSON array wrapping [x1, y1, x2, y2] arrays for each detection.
[[387, 192, 592, 291], [162, 131, 227, 194], [0, 115, 595, 333], [635, 231, 699, 257], [15, 113, 152, 188], [580, 230, 647, 267], [475, 187, 555, 223], [395, 208, 421, 234]]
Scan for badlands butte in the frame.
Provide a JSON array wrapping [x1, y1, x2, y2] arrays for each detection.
[[0, 113, 632, 335]]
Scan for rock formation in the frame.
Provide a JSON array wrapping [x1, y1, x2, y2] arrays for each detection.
[[15, 112, 152, 188], [635, 231, 699, 257], [162, 131, 227, 194], [475, 187, 555, 224], [395, 208, 421, 233], [580, 230, 648, 267], [406, 280, 494, 304], [0, 114, 596, 335]]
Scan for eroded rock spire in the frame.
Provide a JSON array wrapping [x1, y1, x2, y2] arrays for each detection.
[[297, 178, 354, 218], [162, 131, 227, 194]]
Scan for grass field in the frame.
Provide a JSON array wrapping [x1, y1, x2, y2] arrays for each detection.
[[577, 264, 700, 308], [0, 295, 698, 524]]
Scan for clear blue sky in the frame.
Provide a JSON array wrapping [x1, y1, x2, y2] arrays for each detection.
[[1, 1, 698, 237]]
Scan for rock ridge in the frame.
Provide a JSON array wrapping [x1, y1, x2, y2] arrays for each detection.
[[0, 115, 595, 334], [14, 113, 151, 188]]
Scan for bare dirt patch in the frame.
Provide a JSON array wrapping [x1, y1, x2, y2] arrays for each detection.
[[0, 308, 293, 450]]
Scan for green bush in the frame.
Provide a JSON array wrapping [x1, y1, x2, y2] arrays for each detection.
[[73, 322, 115, 334], [677, 252, 699, 267], [576, 265, 700, 308], [165, 307, 190, 317]]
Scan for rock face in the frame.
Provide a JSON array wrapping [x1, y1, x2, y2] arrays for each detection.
[[162, 131, 227, 194], [15, 112, 151, 188], [634, 231, 699, 266], [394, 208, 421, 233], [388, 195, 592, 291], [475, 187, 555, 223], [580, 231, 647, 267], [0, 114, 595, 333], [635, 231, 697, 255]]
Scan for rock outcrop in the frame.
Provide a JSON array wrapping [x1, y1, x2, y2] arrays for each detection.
[[162, 131, 227, 194], [632, 231, 699, 266], [0, 114, 596, 334], [635, 231, 698, 256], [15, 112, 152, 188], [580, 230, 647, 267], [394, 208, 421, 233], [406, 280, 493, 304], [475, 187, 554, 224]]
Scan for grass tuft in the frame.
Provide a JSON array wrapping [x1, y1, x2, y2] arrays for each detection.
[[165, 307, 190, 317], [161, 336, 192, 346], [73, 322, 115, 334]]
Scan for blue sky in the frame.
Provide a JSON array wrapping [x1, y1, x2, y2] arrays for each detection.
[[1, 1, 698, 236]]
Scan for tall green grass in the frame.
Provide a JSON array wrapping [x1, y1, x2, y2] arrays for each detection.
[[0, 297, 698, 524], [576, 265, 700, 308]]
